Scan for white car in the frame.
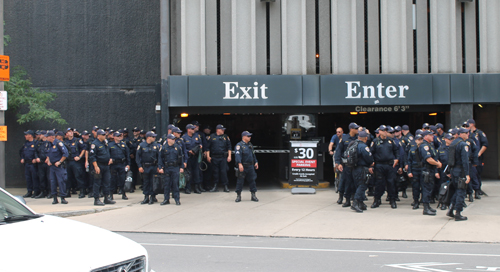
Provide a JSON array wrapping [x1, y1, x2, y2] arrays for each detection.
[[0, 187, 153, 272]]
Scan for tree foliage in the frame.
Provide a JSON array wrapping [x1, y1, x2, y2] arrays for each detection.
[[5, 66, 67, 125]]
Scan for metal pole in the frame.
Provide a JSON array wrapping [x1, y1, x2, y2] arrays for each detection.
[[0, 0, 5, 189], [160, 0, 170, 136]]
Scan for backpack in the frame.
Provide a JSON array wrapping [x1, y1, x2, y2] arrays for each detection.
[[437, 181, 454, 208], [447, 139, 462, 168], [344, 140, 360, 167]]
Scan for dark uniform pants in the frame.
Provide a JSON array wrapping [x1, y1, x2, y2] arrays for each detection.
[[24, 163, 40, 193], [49, 165, 66, 197], [202, 157, 213, 188], [410, 168, 422, 202], [419, 168, 434, 204], [235, 165, 257, 193], [450, 172, 466, 212], [141, 165, 156, 196], [186, 156, 201, 190], [87, 164, 94, 192], [468, 165, 480, 191], [67, 160, 85, 190], [374, 163, 397, 200], [162, 166, 180, 201], [339, 165, 355, 196], [93, 163, 111, 197], [37, 162, 49, 192], [352, 166, 368, 201], [211, 157, 228, 186], [110, 163, 126, 192]]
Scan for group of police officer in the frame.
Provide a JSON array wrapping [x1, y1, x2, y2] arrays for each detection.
[[331, 119, 488, 221], [19, 121, 260, 206]]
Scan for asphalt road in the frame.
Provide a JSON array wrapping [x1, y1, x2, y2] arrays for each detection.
[[119, 232, 500, 272]]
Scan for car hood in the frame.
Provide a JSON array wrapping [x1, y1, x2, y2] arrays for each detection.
[[0, 215, 148, 272]]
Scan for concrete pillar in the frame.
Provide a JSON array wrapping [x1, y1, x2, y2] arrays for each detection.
[[450, 103, 473, 129], [255, 0, 267, 75], [282, 0, 307, 75], [480, 0, 500, 73], [430, 0, 461, 73], [464, 0, 477, 73], [381, 0, 413, 74], [269, 0, 281, 75], [205, 0, 217, 75], [331, 0, 364, 75], [367, 0, 380, 74], [220, 0, 232, 75], [181, 0, 206, 75], [416, 0, 428, 74], [231, 0, 256, 75]]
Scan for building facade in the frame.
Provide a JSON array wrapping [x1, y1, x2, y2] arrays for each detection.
[[4, 0, 500, 186]]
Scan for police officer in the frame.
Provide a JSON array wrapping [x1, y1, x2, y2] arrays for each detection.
[[192, 121, 208, 192], [201, 125, 213, 191], [419, 130, 441, 215], [436, 132, 453, 210], [387, 126, 406, 201], [158, 134, 183, 206], [45, 130, 69, 204], [80, 130, 92, 197], [234, 131, 259, 202], [181, 124, 203, 194], [370, 125, 399, 209], [109, 131, 130, 200], [334, 122, 359, 207], [467, 118, 488, 197], [351, 130, 374, 213], [128, 127, 143, 193], [34, 130, 50, 199], [89, 129, 116, 206], [136, 131, 160, 205], [207, 124, 232, 193], [464, 128, 479, 202], [20, 130, 40, 198], [407, 133, 424, 210], [173, 127, 188, 168], [64, 128, 87, 198], [447, 127, 471, 221]]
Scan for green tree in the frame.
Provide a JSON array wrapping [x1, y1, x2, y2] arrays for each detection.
[[4, 26, 67, 125]]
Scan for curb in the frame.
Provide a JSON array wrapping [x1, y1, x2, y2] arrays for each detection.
[[45, 206, 123, 218]]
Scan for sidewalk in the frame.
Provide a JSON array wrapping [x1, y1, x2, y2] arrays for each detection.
[[6, 181, 500, 243]]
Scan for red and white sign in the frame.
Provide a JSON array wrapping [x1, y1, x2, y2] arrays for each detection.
[[291, 159, 317, 168], [0, 91, 7, 111]]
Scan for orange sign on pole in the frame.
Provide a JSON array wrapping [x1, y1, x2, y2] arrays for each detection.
[[0, 55, 10, 81], [0, 126, 7, 141]]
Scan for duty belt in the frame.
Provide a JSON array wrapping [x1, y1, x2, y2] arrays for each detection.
[[211, 154, 224, 158], [114, 158, 126, 164], [376, 161, 394, 165], [166, 161, 178, 167], [242, 163, 254, 166], [143, 162, 156, 167], [97, 161, 109, 165]]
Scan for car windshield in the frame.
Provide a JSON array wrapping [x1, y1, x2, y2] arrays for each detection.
[[0, 189, 36, 223]]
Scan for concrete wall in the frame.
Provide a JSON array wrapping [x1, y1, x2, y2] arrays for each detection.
[[3, 1, 161, 187]]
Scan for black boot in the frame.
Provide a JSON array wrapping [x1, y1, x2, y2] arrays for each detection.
[[224, 185, 230, 192], [118, 188, 123, 195], [193, 184, 201, 194], [88, 192, 94, 198], [210, 184, 219, 192], [359, 201, 367, 210], [46, 192, 52, 199], [185, 188, 191, 194], [336, 193, 344, 205], [412, 201, 419, 210], [122, 193, 128, 200], [60, 197, 68, 204], [474, 190, 481, 199], [52, 196, 59, 204], [235, 192, 241, 203], [104, 195, 116, 205], [66, 189, 71, 198], [423, 203, 436, 216], [446, 204, 455, 218], [428, 204, 437, 213], [160, 199, 170, 205], [395, 195, 400, 201], [23, 191, 33, 198], [367, 187, 374, 196], [390, 199, 397, 209], [455, 211, 468, 221], [342, 198, 351, 207], [402, 190, 408, 198], [109, 194, 114, 201], [371, 198, 381, 208], [152, 195, 158, 203], [141, 195, 149, 205], [199, 184, 206, 192], [251, 192, 259, 202], [35, 191, 46, 199], [440, 204, 447, 210], [94, 198, 104, 206], [351, 200, 363, 213], [149, 196, 154, 205], [78, 190, 85, 199], [175, 199, 181, 205], [468, 194, 474, 202]]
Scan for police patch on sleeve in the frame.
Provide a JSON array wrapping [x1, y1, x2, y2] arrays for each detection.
[[370, 142, 374, 147], [91, 144, 95, 149], [482, 132, 486, 138], [137, 146, 141, 150], [365, 147, 370, 152], [79, 140, 83, 144], [59, 142, 63, 147], [466, 141, 470, 146], [423, 145, 429, 151], [388, 140, 392, 144], [465, 146, 469, 152], [409, 136, 413, 141], [236, 145, 240, 150]]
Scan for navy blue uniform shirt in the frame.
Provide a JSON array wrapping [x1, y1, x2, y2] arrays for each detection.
[[451, 138, 469, 176], [109, 141, 130, 165], [47, 139, 69, 164], [89, 139, 110, 164], [370, 137, 399, 163], [334, 133, 358, 164], [235, 141, 258, 165], [356, 141, 374, 167], [207, 133, 232, 155], [20, 140, 39, 161], [136, 141, 160, 168], [158, 143, 182, 168]]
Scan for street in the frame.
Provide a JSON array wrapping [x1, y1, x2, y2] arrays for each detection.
[[120, 232, 500, 272]]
